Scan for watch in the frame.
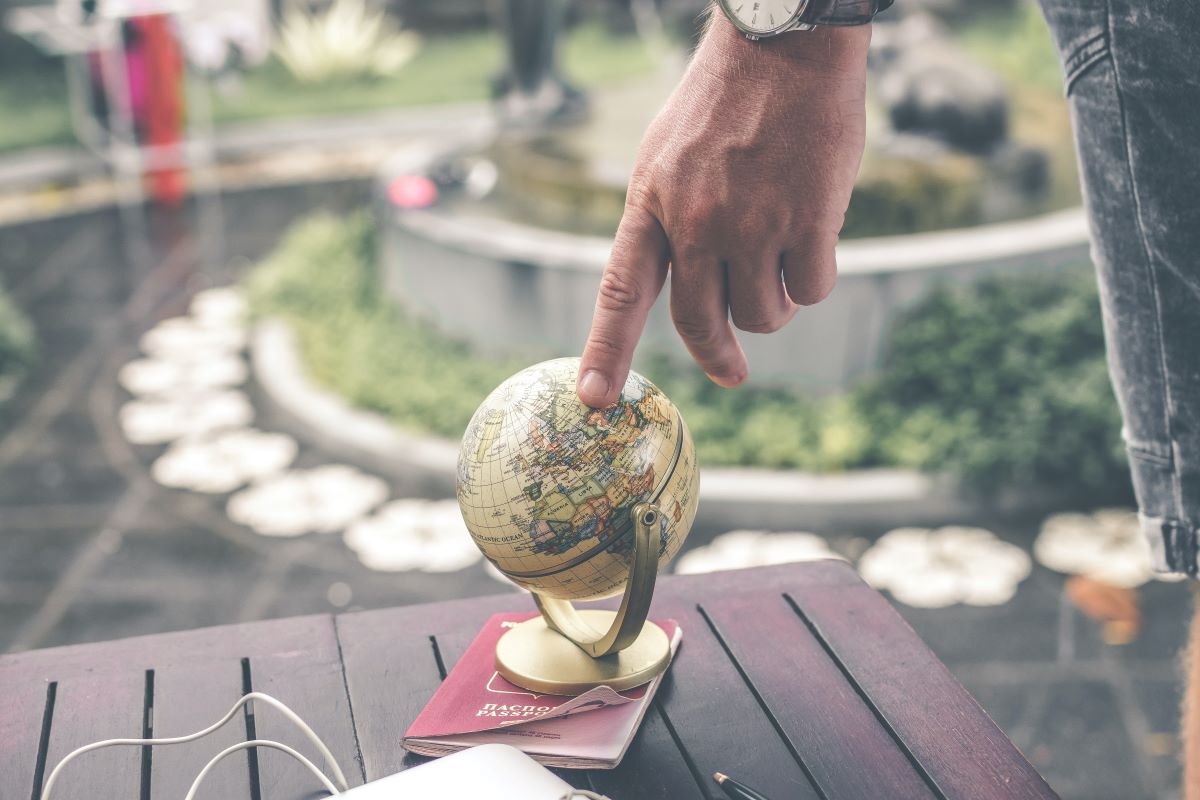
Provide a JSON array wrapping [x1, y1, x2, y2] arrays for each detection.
[[716, 0, 893, 39]]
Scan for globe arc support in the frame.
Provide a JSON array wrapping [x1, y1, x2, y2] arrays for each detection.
[[534, 502, 663, 658]]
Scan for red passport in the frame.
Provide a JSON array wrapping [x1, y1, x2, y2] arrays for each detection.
[[403, 612, 682, 769]]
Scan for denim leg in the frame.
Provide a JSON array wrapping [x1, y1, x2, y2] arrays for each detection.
[[1038, 0, 1200, 573]]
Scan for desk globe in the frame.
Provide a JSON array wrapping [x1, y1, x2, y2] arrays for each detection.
[[457, 357, 699, 693]]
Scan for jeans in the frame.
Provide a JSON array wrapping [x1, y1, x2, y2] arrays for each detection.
[[1037, 0, 1200, 574]]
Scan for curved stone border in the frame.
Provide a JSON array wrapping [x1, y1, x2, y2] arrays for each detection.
[[252, 319, 460, 498], [252, 317, 1040, 531], [390, 200, 1088, 279]]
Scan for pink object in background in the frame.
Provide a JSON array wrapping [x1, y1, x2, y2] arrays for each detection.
[[388, 175, 439, 209], [135, 15, 186, 206]]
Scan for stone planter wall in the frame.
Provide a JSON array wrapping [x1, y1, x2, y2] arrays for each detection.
[[377, 146, 1090, 393]]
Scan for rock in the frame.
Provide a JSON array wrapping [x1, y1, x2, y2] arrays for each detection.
[[877, 33, 1010, 153]]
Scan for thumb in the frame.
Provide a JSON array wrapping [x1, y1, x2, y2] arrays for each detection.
[[577, 207, 669, 407]]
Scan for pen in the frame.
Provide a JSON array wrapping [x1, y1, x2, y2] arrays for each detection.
[[713, 771, 772, 800]]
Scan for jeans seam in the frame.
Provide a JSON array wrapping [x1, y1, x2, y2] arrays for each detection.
[[1063, 30, 1109, 95], [1104, 0, 1185, 521], [1128, 444, 1173, 467]]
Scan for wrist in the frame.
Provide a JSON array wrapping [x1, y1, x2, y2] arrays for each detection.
[[700, 9, 871, 79]]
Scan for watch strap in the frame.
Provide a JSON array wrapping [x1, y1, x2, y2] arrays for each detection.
[[801, 0, 894, 26]]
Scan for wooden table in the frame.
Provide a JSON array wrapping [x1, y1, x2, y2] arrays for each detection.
[[0, 562, 1058, 799]]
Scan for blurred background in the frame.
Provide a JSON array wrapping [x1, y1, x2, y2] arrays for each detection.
[[0, 1, 1187, 797]]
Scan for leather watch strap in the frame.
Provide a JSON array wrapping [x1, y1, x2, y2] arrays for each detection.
[[801, 0, 894, 26]]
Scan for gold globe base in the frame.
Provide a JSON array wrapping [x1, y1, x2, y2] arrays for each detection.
[[494, 503, 672, 695], [495, 610, 671, 695]]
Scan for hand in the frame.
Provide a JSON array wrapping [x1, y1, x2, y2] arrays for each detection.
[[576, 16, 871, 407]]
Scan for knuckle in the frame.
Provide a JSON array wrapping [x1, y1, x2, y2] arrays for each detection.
[[671, 243, 712, 266], [623, 183, 658, 220], [585, 330, 624, 359], [677, 200, 719, 234], [596, 270, 643, 312], [672, 315, 721, 348]]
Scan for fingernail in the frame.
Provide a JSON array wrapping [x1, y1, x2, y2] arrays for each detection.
[[706, 371, 747, 388], [578, 370, 611, 405]]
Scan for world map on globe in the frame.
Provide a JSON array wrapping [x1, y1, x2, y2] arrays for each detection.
[[457, 357, 699, 601]]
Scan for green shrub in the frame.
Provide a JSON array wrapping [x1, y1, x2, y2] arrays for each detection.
[[246, 212, 514, 438], [643, 358, 871, 473], [0, 284, 35, 418], [855, 271, 1126, 493], [247, 213, 1123, 496]]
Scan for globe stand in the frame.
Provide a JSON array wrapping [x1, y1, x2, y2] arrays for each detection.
[[495, 503, 673, 695]]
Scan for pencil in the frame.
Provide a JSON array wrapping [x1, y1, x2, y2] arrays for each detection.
[[713, 771, 772, 800]]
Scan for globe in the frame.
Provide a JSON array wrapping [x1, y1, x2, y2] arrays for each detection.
[[457, 357, 699, 601]]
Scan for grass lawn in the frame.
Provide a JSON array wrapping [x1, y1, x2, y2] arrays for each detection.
[[0, 21, 657, 154]]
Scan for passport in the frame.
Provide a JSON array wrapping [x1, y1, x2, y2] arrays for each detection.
[[403, 612, 682, 769]]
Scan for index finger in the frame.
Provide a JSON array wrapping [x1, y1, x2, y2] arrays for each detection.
[[577, 207, 670, 407]]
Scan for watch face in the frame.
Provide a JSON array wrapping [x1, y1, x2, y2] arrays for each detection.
[[722, 0, 805, 36]]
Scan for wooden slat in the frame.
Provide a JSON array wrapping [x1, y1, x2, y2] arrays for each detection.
[[588, 701, 705, 799], [0, 614, 365, 799], [336, 599, 488, 780], [149, 662, 249, 799], [790, 584, 1058, 799], [430, 626, 482, 672], [248, 616, 363, 800], [703, 593, 935, 799], [0, 671, 54, 800], [0, 617, 285, 800], [645, 594, 822, 799], [41, 669, 146, 800]]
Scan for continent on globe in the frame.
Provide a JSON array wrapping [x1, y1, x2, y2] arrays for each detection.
[[457, 358, 699, 601]]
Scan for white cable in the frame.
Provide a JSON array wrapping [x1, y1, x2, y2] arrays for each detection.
[[40, 691, 349, 799], [185, 740, 341, 800]]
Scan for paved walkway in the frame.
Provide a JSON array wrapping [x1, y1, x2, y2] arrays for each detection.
[[0, 181, 1191, 798]]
